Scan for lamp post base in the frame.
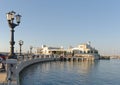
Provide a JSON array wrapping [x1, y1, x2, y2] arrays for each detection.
[[8, 54, 17, 59], [6, 59, 17, 85]]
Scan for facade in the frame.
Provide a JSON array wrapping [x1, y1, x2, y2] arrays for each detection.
[[67, 42, 100, 60], [36, 42, 100, 60], [37, 45, 65, 55]]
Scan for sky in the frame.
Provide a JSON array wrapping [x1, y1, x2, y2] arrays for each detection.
[[0, 0, 120, 55]]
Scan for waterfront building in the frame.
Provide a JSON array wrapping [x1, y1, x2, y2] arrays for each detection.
[[37, 45, 65, 55], [36, 42, 100, 60], [67, 42, 100, 60]]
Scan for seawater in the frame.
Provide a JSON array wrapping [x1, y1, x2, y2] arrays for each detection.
[[20, 60, 120, 85]]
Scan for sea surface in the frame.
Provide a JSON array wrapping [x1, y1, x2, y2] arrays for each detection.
[[20, 59, 120, 85]]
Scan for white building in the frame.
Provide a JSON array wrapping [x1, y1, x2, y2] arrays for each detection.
[[37, 45, 65, 55], [36, 42, 100, 60], [68, 42, 100, 60]]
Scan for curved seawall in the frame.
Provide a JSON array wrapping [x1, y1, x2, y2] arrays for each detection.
[[17, 58, 59, 85]]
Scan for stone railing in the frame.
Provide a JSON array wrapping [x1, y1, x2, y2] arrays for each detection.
[[16, 54, 60, 85], [17, 54, 60, 72]]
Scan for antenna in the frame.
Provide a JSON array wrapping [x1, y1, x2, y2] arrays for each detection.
[[88, 41, 91, 45]]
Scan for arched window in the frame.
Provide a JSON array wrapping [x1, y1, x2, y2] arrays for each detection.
[[87, 51, 90, 53], [79, 51, 82, 53], [84, 51, 86, 54], [91, 51, 93, 53], [94, 50, 98, 54]]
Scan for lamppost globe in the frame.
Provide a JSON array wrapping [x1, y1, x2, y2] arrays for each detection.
[[19, 40, 23, 45], [16, 14, 21, 24], [6, 11, 21, 29]]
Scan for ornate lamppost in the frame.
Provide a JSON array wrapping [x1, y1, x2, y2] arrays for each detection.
[[19, 40, 23, 56], [6, 11, 21, 85], [30, 46, 33, 54], [6, 11, 21, 59]]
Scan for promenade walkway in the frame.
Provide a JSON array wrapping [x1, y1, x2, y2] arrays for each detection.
[[0, 72, 6, 85], [0, 54, 96, 85], [0, 54, 60, 85]]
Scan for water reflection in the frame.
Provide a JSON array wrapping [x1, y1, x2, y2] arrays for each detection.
[[20, 61, 103, 85]]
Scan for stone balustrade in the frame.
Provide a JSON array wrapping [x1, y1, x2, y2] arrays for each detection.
[[4, 54, 96, 85], [16, 54, 60, 85]]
